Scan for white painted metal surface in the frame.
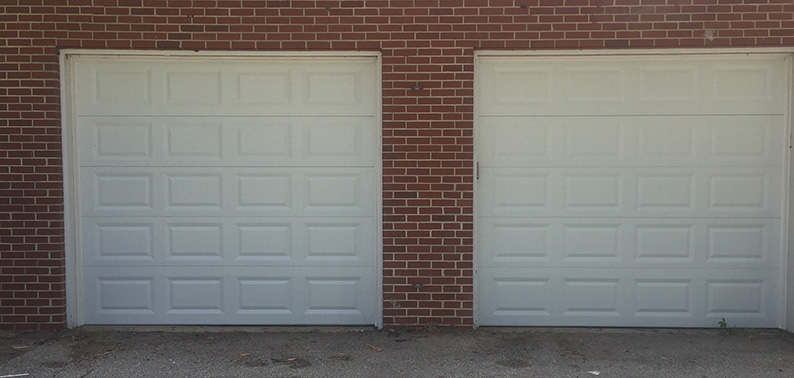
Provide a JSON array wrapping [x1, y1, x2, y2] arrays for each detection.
[[74, 56, 379, 325], [476, 55, 788, 327]]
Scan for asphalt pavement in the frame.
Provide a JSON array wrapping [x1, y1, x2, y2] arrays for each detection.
[[2, 326, 793, 377]]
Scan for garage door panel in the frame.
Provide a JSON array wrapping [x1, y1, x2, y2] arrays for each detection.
[[81, 167, 375, 217], [80, 117, 375, 167], [82, 217, 376, 267], [478, 267, 779, 327], [479, 218, 779, 270], [478, 56, 786, 116], [77, 58, 377, 117], [479, 167, 781, 218], [479, 116, 784, 168], [82, 267, 375, 325]]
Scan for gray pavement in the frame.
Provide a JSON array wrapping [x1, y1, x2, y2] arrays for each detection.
[[2, 326, 794, 377]]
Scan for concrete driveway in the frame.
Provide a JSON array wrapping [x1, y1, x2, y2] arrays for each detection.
[[2, 327, 793, 377]]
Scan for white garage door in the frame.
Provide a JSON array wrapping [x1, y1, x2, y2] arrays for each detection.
[[476, 54, 789, 327], [72, 55, 379, 325]]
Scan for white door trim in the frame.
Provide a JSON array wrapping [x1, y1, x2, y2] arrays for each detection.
[[472, 48, 794, 329], [60, 50, 383, 328]]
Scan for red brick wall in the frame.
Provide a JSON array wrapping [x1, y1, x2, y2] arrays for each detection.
[[1, 0, 792, 330]]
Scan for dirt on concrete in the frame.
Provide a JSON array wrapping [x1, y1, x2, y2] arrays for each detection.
[[1, 327, 794, 377]]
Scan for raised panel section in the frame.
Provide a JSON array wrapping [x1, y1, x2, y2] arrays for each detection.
[[94, 120, 153, 159], [486, 223, 549, 262], [562, 279, 620, 314], [234, 71, 291, 105], [97, 278, 154, 313], [236, 174, 292, 211], [167, 224, 223, 260], [94, 173, 152, 210], [635, 225, 692, 261], [235, 223, 292, 260], [167, 174, 222, 209], [166, 122, 222, 159], [237, 278, 292, 314], [565, 175, 621, 208], [306, 278, 361, 314], [637, 175, 692, 209], [96, 224, 154, 260], [167, 278, 224, 313], [235, 121, 292, 158], [567, 69, 624, 102], [563, 225, 620, 260], [639, 68, 696, 101], [709, 175, 767, 209], [564, 119, 622, 158], [165, 70, 221, 106], [708, 225, 765, 261], [634, 280, 692, 315], [490, 278, 551, 316], [707, 280, 765, 315]]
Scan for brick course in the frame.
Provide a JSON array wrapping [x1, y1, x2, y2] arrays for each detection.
[[1, 0, 793, 330]]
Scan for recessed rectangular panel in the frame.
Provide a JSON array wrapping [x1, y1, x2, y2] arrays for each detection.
[[307, 73, 359, 105], [485, 118, 549, 160], [635, 225, 692, 260], [640, 68, 695, 101], [637, 120, 695, 157], [713, 68, 768, 101], [97, 278, 154, 312], [306, 122, 360, 157], [235, 72, 290, 105], [166, 70, 221, 105], [168, 224, 222, 259], [710, 176, 766, 209], [493, 69, 550, 103], [492, 278, 550, 314], [707, 280, 764, 315], [304, 171, 372, 214], [564, 225, 619, 259], [708, 225, 765, 260], [493, 174, 548, 208], [237, 174, 292, 210], [238, 278, 292, 313], [567, 69, 623, 102], [167, 174, 222, 208], [307, 224, 359, 260], [168, 278, 223, 312], [95, 121, 152, 158], [96, 174, 152, 209], [236, 122, 291, 157], [307, 278, 360, 312], [490, 223, 548, 261], [565, 175, 620, 208], [564, 119, 621, 158], [711, 120, 768, 158], [166, 123, 221, 158], [563, 279, 620, 313], [94, 68, 152, 105], [635, 280, 691, 314], [637, 176, 692, 208], [237, 224, 291, 260], [97, 224, 153, 259]]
